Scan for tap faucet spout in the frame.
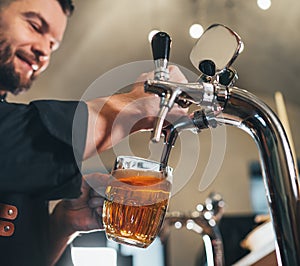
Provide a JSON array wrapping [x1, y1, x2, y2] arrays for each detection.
[[160, 113, 208, 169]]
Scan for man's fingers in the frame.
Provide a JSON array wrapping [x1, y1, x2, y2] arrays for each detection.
[[94, 206, 103, 217], [84, 172, 110, 196], [88, 196, 105, 208]]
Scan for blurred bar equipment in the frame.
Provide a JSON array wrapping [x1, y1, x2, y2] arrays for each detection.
[[160, 192, 225, 266], [146, 24, 300, 265]]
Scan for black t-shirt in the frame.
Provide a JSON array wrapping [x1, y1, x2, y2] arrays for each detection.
[[0, 100, 88, 266]]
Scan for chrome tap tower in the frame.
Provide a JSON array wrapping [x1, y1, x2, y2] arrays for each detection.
[[146, 24, 300, 266]]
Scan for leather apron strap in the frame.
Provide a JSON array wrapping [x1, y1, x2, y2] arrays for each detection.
[[0, 203, 18, 237], [0, 203, 18, 220], [0, 221, 14, 237]]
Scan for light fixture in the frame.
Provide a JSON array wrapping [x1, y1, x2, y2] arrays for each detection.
[[257, 0, 271, 10], [174, 221, 183, 229], [186, 219, 203, 234], [196, 204, 204, 212], [208, 219, 216, 227], [189, 23, 204, 39], [204, 211, 212, 220]]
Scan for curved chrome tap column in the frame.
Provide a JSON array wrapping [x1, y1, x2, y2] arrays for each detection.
[[145, 79, 300, 265], [217, 87, 300, 266]]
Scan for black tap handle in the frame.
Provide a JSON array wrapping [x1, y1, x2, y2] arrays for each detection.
[[151, 32, 171, 60], [149, 31, 172, 142], [199, 60, 216, 76]]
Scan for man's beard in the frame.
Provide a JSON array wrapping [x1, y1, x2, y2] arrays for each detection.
[[0, 39, 35, 95]]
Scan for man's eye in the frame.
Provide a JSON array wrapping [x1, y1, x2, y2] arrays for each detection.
[[30, 21, 42, 32]]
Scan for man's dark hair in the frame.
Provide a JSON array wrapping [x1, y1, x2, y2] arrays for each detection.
[[57, 0, 75, 16], [0, 1, 75, 16]]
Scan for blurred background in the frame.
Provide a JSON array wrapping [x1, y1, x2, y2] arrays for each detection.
[[9, 0, 300, 265]]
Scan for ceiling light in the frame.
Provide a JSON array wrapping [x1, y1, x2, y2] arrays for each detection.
[[174, 221, 182, 229], [189, 23, 204, 39], [257, 0, 271, 10]]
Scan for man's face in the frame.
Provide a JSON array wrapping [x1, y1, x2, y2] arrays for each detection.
[[0, 0, 68, 94]]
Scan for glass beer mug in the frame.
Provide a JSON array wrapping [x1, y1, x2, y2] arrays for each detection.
[[102, 156, 173, 248]]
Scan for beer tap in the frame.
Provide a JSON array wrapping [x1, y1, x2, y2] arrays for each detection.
[[150, 31, 187, 143], [148, 32, 228, 170], [145, 24, 300, 265]]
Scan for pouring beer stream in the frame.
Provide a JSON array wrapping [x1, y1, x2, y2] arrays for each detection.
[[146, 24, 300, 266]]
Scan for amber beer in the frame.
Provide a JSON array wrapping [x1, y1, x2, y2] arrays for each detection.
[[103, 166, 172, 248]]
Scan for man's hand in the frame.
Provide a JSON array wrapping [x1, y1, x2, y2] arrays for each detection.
[[48, 173, 109, 265], [84, 65, 188, 159], [51, 173, 109, 236]]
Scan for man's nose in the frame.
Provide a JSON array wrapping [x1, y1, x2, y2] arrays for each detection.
[[32, 36, 52, 63]]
